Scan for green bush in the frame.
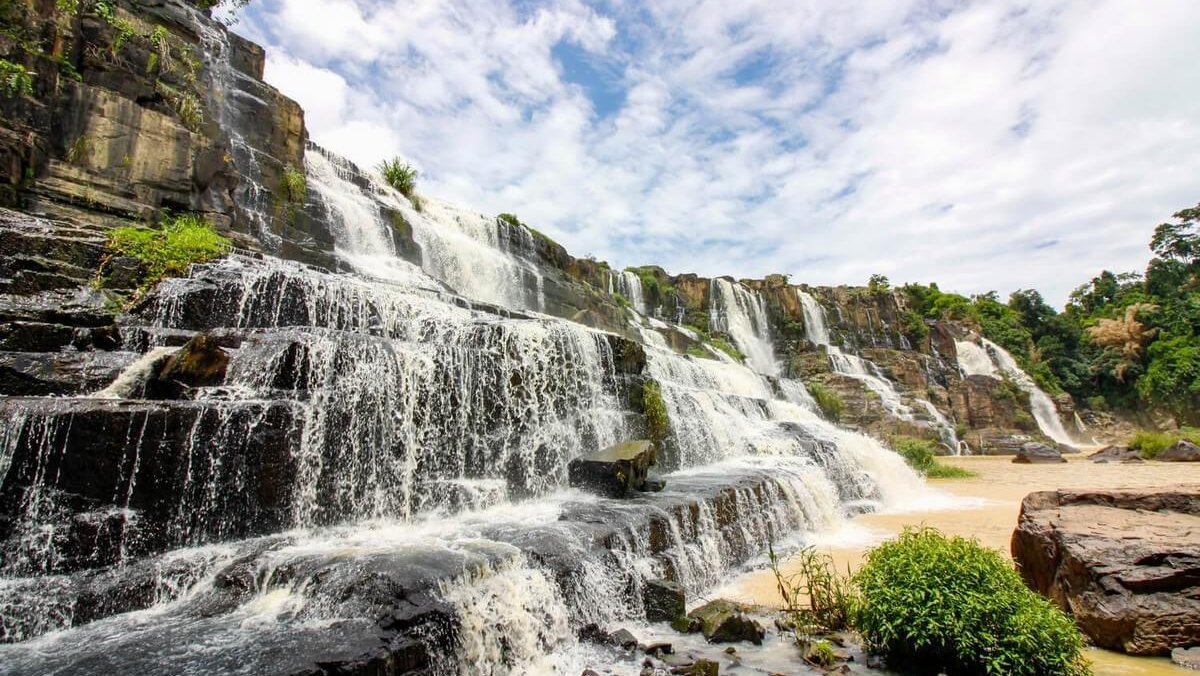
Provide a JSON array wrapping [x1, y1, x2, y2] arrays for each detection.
[[809, 382, 845, 421], [105, 213, 230, 289], [1128, 427, 1200, 459], [769, 545, 857, 634], [642, 379, 670, 446], [378, 157, 420, 207], [855, 528, 1090, 676], [0, 59, 34, 97], [893, 436, 975, 478]]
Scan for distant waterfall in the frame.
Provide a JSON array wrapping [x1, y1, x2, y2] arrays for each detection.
[[709, 278, 779, 376], [955, 338, 1076, 446], [612, 270, 647, 315], [798, 291, 958, 449]]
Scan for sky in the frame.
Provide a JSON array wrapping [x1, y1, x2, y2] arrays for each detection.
[[231, 0, 1200, 306]]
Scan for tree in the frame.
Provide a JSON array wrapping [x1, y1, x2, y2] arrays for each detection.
[[867, 274, 890, 295]]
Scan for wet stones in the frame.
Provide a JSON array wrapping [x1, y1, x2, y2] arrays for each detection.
[[1159, 440, 1200, 462], [1012, 441, 1065, 464], [568, 440, 659, 498], [644, 578, 686, 623], [145, 333, 229, 399], [1088, 445, 1143, 463], [686, 600, 766, 645]]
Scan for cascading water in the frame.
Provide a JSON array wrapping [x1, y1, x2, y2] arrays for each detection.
[[709, 278, 779, 375], [798, 291, 959, 450], [954, 338, 1077, 446], [0, 12, 938, 671], [611, 270, 647, 315]]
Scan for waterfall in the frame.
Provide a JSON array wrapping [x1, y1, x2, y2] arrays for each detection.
[[612, 270, 647, 315], [798, 292, 957, 448], [954, 338, 1076, 446], [709, 278, 779, 376]]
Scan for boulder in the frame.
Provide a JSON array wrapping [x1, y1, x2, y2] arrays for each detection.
[[611, 628, 639, 650], [1012, 441, 1066, 464], [1011, 487, 1200, 655], [145, 334, 229, 399], [686, 600, 765, 645], [644, 578, 686, 623], [1159, 440, 1200, 462], [1173, 647, 1200, 669], [568, 440, 657, 498], [1088, 445, 1142, 463], [671, 659, 718, 676]]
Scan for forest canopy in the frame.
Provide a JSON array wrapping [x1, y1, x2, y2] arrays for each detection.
[[901, 203, 1200, 424]]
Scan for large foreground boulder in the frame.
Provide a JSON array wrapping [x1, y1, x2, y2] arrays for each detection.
[[1159, 440, 1200, 462], [1013, 441, 1066, 464], [568, 440, 657, 498], [1011, 487, 1200, 655]]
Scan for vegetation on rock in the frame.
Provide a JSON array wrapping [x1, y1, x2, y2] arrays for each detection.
[[707, 334, 744, 362], [103, 212, 230, 290], [641, 378, 671, 446], [1127, 427, 1200, 459], [891, 436, 974, 478], [0, 58, 34, 97], [808, 382, 845, 421], [855, 528, 1091, 676], [378, 157, 421, 210]]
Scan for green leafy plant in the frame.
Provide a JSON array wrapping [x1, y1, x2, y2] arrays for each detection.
[[56, 0, 79, 14], [808, 382, 845, 421], [103, 212, 230, 290], [855, 528, 1090, 676], [0, 58, 34, 97], [892, 436, 974, 478], [641, 379, 670, 446], [378, 157, 419, 206], [1127, 427, 1200, 459]]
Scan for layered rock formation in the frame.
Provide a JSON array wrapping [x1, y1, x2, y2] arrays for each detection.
[[1011, 487, 1200, 656]]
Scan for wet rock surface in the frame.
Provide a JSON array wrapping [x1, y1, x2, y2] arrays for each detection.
[[1089, 445, 1143, 463], [1013, 441, 1066, 464], [1011, 486, 1200, 655], [686, 600, 766, 645], [1160, 440, 1200, 462], [569, 439, 659, 498]]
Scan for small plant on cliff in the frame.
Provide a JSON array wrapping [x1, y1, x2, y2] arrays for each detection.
[[104, 212, 231, 290], [497, 212, 521, 228], [378, 157, 421, 210], [641, 379, 670, 446], [867, 273, 890, 296], [707, 335, 744, 362], [0, 59, 35, 97], [855, 527, 1090, 676], [808, 382, 845, 421]]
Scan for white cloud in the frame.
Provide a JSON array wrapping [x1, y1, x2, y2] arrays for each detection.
[[237, 0, 1200, 305]]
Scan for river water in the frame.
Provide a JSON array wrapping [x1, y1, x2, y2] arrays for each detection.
[[721, 455, 1199, 675]]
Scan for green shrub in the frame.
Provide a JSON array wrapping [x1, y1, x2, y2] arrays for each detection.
[[105, 213, 230, 290], [855, 528, 1090, 676], [809, 382, 845, 421], [0, 59, 34, 97], [1085, 395, 1108, 412], [893, 436, 975, 478], [1127, 428, 1200, 458], [804, 640, 837, 668], [378, 157, 419, 204], [497, 212, 520, 228], [685, 345, 712, 359], [642, 379, 670, 446], [612, 291, 630, 308]]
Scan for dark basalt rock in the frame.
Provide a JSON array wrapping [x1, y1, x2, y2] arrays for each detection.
[[144, 333, 229, 399], [0, 350, 135, 396], [1159, 440, 1200, 462], [1011, 487, 1200, 656], [644, 578, 686, 623], [568, 440, 658, 498], [686, 600, 765, 645], [1012, 441, 1066, 464]]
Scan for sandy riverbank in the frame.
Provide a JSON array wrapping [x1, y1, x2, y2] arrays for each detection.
[[719, 454, 1200, 675]]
